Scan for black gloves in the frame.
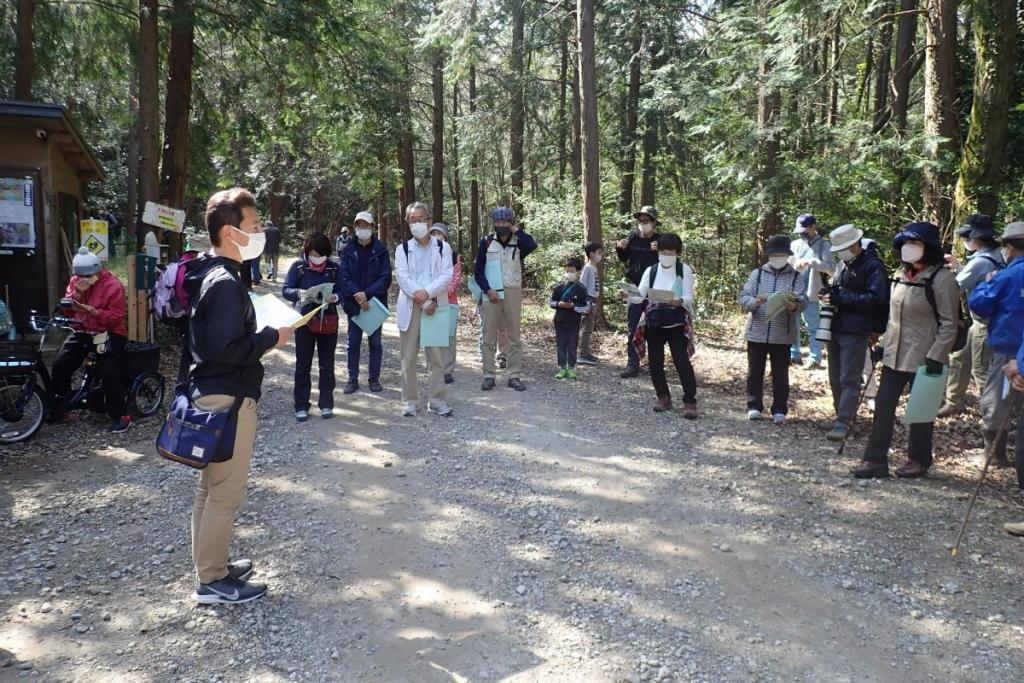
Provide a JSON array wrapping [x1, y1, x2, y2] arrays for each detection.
[[924, 358, 943, 376]]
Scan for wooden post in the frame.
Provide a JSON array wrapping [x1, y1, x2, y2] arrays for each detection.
[[127, 254, 139, 341]]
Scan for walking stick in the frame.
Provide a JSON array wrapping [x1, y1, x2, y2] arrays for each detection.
[[837, 346, 879, 457], [951, 389, 1020, 558]]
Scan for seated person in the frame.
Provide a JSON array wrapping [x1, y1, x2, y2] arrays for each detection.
[[51, 247, 130, 433]]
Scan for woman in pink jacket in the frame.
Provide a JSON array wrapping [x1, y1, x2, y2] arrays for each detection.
[[431, 223, 460, 384]]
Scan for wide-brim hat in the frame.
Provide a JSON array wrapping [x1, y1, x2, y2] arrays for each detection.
[[632, 205, 660, 224], [893, 221, 942, 252], [829, 224, 863, 252], [766, 234, 793, 255], [999, 222, 1024, 243]]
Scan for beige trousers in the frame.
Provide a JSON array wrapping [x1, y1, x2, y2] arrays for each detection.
[[400, 306, 448, 405], [191, 394, 258, 584], [481, 287, 523, 379]]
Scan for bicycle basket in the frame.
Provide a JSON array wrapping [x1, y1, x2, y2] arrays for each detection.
[[0, 340, 37, 376], [125, 342, 161, 377]]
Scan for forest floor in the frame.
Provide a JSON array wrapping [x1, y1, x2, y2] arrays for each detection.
[[2, 284, 1024, 683]]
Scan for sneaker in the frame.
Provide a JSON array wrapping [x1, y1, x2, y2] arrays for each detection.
[[444, 374, 454, 384], [226, 559, 254, 582], [747, 409, 763, 421], [321, 408, 334, 419], [109, 415, 132, 434], [554, 368, 568, 380], [48, 411, 72, 425], [481, 377, 496, 391], [295, 410, 309, 422], [653, 396, 673, 413], [1003, 521, 1024, 537], [577, 354, 598, 365], [807, 359, 822, 370], [343, 381, 359, 395], [428, 402, 453, 417], [826, 424, 848, 441], [895, 459, 928, 479], [193, 575, 267, 605], [772, 413, 786, 424], [508, 378, 526, 392], [368, 380, 383, 392], [401, 402, 417, 417], [620, 365, 639, 379], [566, 368, 579, 381], [681, 402, 698, 420]]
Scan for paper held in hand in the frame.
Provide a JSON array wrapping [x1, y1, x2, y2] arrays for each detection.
[[252, 293, 325, 331], [617, 281, 642, 298], [302, 282, 335, 305], [647, 288, 676, 304], [764, 291, 797, 320]]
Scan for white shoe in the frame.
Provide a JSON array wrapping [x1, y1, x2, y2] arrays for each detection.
[[747, 409, 763, 421], [428, 402, 453, 417], [772, 413, 786, 424], [401, 403, 417, 417]]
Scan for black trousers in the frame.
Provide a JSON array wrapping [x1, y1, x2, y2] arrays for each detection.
[[864, 366, 934, 467], [746, 342, 790, 415], [51, 332, 127, 420], [294, 326, 338, 411], [648, 326, 697, 403], [555, 321, 580, 369]]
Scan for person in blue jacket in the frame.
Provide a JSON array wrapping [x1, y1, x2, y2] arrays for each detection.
[[282, 233, 341, 421], [967, 221, 1024, 469], [337, 211, 393, 394]]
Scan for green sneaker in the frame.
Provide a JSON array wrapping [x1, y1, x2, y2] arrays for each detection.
[[566, 368, 579, 381], [554, 368, 568, 380]]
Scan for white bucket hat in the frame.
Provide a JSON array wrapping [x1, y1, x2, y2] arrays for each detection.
[[829, 224, 864, 252], [354, 211, 375, 226]]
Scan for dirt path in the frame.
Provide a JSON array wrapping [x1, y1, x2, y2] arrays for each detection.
[[2, 308, 1023, 682]]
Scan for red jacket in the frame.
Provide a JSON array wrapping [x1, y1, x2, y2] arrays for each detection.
[[65, 269, 128, 336]]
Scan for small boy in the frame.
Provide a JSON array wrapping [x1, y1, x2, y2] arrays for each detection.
[[549, 256, 592, 380], [578, 242, 603, 364]]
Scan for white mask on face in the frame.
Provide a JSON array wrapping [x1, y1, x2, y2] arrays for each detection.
[[591, 253, 603, 264], [564, 272, 577, 282], [963, 238, 977, 253], [638, 222, 654, 236], [659, 254, 677, 268], [355, 228, 372, 242], [308, 254, 327, 265], [901, 243, 924, 264], [230, 228, 265, 261], [410, 222, 429, 239], [837, 248, 855, 263], [768, 255, 789, 270]]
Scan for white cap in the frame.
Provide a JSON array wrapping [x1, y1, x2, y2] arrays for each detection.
[[72, 246, 101, 276], [354, 211, 375, 226], [187, 233, 212, 253]]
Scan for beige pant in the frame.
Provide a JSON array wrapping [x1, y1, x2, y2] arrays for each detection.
[[482, 287, 523, 379], [191, 394, 258, 584], [445, 333, 457, 375], [400, 307, 448, 405]]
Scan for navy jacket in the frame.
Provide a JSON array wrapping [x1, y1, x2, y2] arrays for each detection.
[[473, 230, 538, 292], [337, 238, 393, 318], [282, 255, 341, 316], [831, 243, 889, 335]]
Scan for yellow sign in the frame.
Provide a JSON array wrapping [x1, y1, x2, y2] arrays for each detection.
[[80, 219, 109, 261]]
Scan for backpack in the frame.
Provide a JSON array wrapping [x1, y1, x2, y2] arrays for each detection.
[[894, 271, 969, 353], [403, 238, 445, 262], [645, 263, 690, 329], [153, 262, 189, 323]]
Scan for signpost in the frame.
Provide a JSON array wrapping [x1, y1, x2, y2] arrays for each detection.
[[80, 219, 109, 261], [142, 201, 185, 233]]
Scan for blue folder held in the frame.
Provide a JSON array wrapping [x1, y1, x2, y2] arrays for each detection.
[[484, 260, 505, 300], [352, 297, 390, 335], [903, 365, 949, 425], [448, 304, 460, 337], [420, 304, 451, 348]]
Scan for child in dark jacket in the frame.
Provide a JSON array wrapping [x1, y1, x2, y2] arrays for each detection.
[[549, 257, 592, 380]]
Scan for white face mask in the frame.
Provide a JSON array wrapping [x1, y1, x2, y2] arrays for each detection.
[[901, 243, 924, 264], [410, 222, 429, 239], [659, 254, 677, 268], [308, 254, 327, 266], [564, 272, 577, 282], [962, 237, 977, 253], [591, 253, 603, 264], [837, 248, 855, 263], [768, 255, 789, 270], [230, 228, 265, 261], [638, 222, 654, 236], [355, 228, 372, 242]]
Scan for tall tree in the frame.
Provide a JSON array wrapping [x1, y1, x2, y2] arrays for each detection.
[[469, 60, 481, 247], [640, 39, 666, 207], [953, 0, 1018, 223], [509, 0, 526, 207], [160, 0, 195, 257], [577, 0, 600, 244], [922, 0, 959, 234], [557, 11, 571, 183], [618, 6, 642, 216], [891, 0, 920, 135], [870, 4, 893, 131], [432, 34, 445, 222], [14, 0, 34, 100], [755, 2, 782, 262], [137, 0, 161, 246]]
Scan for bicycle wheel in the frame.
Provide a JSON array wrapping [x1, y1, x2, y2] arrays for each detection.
[[129, 371, 165, 418], [0, 381, 46, 444]]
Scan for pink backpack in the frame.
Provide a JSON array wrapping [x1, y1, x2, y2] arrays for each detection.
[[153, 257, 193, 322]]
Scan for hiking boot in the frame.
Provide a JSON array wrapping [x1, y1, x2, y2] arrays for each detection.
[[826, 424, 849, 441], [937, 403, 962, 418], [1003, 521, 1024, 537], [481, 377, 496, 391], [193, 575, 267, 605], [320, 408, 334, 419], [747, 409, 763, 421], [226, 559, 254, 582], [566, 368, 579, 381], [295, 410, 309, 422], [508, 378, 526, 392], [109, 415, 132, 434], [554, 368, 568, 380], [681, 402, 698, 420], [343, 381, 359, 395], [653, 396, 673, 413], [850, 460, 890, 479], [577, 354, 598, 365], [620, 365, 639, 379], [895, 459, 929, 478], [428, 402, 453, 417], [368, 380, 383, 392], [444, 373, 454, 384]]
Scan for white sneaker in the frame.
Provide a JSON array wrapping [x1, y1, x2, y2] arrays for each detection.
[[747, 409, 763, 421], [428, 402, 453, 417], [401, 402, 417, 417], [772, 413, 786, 424]]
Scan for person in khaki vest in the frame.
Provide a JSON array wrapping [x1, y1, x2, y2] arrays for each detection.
[[474, 207, 537, 391]]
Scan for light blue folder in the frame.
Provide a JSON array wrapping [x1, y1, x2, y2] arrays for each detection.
[[903, 365, 949, 425], [485, 260, 505, 300], [448, 304, 460, 337], [352, 297, 390, 335], [420, 304, 450, 348], [468, 278, 482, 301]]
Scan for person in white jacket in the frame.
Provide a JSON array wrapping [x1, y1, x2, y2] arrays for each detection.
[[395, 202, 454, 417]]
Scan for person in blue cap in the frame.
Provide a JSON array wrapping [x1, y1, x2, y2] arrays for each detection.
[[852, 222, 959, 479], [790, 213, 834, 368]]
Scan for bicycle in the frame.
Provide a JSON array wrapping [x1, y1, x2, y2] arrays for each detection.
[[0, 312, 166, 444]]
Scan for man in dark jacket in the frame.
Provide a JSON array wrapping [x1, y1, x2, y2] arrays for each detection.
[[338, 211, 393, 393], [822, 224, 888, 441], [263, 221, 281, 281], [183, 187, 291, 605], [615, 205, 662, 377]]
